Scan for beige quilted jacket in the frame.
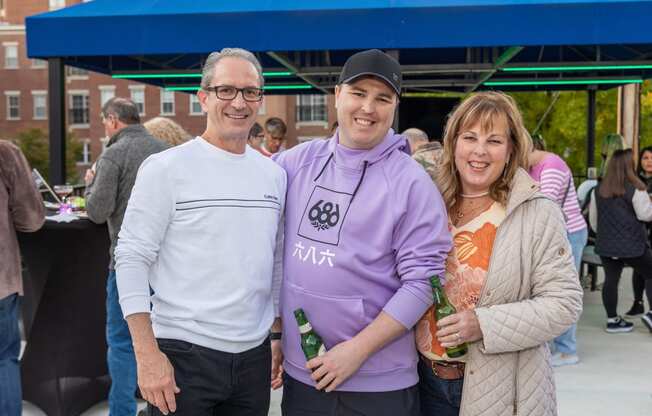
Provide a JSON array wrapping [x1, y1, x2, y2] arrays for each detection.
[[459, 168, 583, 416]]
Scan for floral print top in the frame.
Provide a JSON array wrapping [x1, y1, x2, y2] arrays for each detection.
[[415, 201, 506, 362]]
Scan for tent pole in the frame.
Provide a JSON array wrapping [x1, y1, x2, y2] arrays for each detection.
[[48, 58, 66, 184], [587, 88, 596, 169]]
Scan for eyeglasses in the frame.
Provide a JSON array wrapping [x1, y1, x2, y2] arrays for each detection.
[[204, 85, 263, 102]]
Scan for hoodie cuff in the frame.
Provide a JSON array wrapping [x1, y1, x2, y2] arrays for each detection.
[[383, 287, 433, 330], [119, 295, 151, 319]]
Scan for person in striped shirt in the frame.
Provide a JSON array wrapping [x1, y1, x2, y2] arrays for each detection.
[[529, 143, 588, 367]]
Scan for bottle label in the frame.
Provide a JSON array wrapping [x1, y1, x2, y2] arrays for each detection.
[[318, 344, 326, 356], [299, 323, 313, 333]]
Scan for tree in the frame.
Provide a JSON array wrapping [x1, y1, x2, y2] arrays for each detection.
[[14, 128, 83, 184], [510, 88, 619, 179]]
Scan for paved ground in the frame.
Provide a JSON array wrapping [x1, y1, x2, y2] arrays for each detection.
[[554, 268, 652, 416], [23, 268, 652, 415]]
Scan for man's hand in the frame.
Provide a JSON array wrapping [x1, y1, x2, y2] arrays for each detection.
[[84, 168, 95, 186], [307, 339, 367, 392], [136, 348, 180, 415], [271, 339, 284, 390]]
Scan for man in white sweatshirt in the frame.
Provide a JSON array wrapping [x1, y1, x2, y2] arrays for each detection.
[[115, 48, 286, 416]]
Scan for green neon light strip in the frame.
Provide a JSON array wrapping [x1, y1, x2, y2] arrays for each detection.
[[484, 79, 643, 86], [503, 65, 652, 72], [113, 71, 293, 79], [165, 87, 201, 91], [165, 84, 313, 91], [264, 84, 313, 90], [113, 73, 201, 79]]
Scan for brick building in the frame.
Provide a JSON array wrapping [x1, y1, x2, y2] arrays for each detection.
[[0, 0, 336, 179]]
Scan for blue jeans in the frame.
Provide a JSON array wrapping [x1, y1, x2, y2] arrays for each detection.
[[0, 293, 21, 416], [418, 359, 462, 416], [553, 228, 588, 355], [106, 270, 138, 416]]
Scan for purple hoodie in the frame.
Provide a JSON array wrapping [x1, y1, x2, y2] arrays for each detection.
[[274, 129, 451, 392]]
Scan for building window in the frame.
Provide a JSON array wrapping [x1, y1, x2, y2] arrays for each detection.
[[296, 95, 327, 122], [189, 94, 202, 115], [99, 86, 115, 107], [31, 59, 47, 69], [5, 92, 20, 120], [79, 139, 91, 164], [160, 90, 175, 115], [32, 91, 47, 120], [69, 93, 89, 125], [130, 87, 145, 115], [4, 43, 18, 69], [49, 0, 65, 10], [66, 66, 88, 77]]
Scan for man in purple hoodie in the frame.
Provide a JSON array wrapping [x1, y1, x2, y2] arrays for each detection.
[[274, 49, 451, 415]]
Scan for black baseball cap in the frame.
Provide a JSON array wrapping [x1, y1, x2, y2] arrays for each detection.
[[338, 49, 402, 96]]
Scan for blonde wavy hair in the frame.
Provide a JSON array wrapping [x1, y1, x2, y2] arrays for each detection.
[[437, 91, 532, 210], [144, 117, 192, 146]]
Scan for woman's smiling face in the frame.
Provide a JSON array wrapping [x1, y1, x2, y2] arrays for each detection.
[[454, 115, 512, 195]]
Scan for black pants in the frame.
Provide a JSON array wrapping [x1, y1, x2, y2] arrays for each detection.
[[632, 272, 648, 307], [148, 338, 271, 416], [280, 373, 419, 416], [601, 251, 652, 318]]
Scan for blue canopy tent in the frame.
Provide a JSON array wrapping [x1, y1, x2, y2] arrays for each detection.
[[25, 0, 652, 183]]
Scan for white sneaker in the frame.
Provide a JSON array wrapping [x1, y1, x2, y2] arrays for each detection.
[[551, 352, 580, 367]]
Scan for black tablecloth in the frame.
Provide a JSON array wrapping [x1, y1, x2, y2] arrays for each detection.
[[18, 218, 111, 416]]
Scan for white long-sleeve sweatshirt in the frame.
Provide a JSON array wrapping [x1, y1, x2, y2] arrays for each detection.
[[115, 137, 286, 353]]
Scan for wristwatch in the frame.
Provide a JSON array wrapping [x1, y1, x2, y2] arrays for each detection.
[[270, 331, 282, 340]]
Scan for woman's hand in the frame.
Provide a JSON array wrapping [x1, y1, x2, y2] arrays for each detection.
[[436, 309, 483, 348]]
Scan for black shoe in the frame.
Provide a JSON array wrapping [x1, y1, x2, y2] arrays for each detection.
[[625, 300, 645, 317], [642, 312, 652, 333], [606, 316, 634, 333]]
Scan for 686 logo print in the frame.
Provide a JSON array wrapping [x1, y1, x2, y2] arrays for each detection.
[[309, 199, 340, 231]]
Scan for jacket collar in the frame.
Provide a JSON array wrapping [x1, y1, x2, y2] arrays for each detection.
[[504, 168, 542, 217], [107, 124, 147, 147]]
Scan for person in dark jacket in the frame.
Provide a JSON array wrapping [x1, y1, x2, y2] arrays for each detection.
[[0, 140, 44, 416], [589, 149, 652, 333], [627, 147, 652, 317]]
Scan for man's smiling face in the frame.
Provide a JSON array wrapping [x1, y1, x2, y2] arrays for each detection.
[[335, 76, 398, 150]]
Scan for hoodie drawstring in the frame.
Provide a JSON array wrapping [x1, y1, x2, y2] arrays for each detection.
[[313, 153, 368, 202], [350, 161, 368, 202], [313, 153, 334, 182]]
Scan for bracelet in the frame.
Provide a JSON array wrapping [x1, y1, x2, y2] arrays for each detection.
[[270, 332, 282, 340]]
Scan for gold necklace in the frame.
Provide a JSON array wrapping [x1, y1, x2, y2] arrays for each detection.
[[454, 197, 493, 223]]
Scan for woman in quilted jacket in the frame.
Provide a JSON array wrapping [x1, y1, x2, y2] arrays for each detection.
[[415, 91, 582, 416]]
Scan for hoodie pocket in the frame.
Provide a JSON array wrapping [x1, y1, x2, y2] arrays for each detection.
[[284, 282, 411, 374], [285, 282, 367, 354]]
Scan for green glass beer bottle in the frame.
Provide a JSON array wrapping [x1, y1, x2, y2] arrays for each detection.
[[430, 276, 468, 358], [294, 308, 326, 360]]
